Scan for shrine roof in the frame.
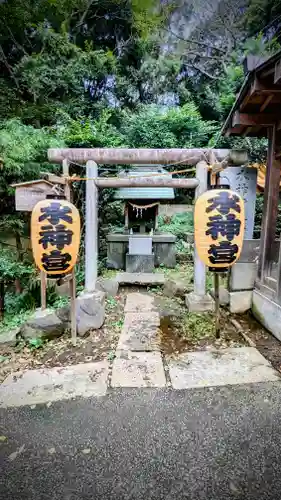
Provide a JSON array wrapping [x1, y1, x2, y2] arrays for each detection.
[[114, 166, 175, 200], [222, 50, 281, 140]]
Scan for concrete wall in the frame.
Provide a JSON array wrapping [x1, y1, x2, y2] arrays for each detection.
[[252, 290, 281, 342], [158, 204, 193, 216]]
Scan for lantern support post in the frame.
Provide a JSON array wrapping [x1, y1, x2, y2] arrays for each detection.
[[85, 160, 98, 292], [214, 273, 220, 337], [40, 271, 47, 310], [186, 160, 215, 313], [194, 160, 208, 296], [63, 158, 77, 346]]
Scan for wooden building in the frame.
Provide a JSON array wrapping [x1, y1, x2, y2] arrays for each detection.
[[222, 51, 281, 338]]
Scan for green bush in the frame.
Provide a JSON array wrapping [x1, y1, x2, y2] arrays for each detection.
[[254, 194, 281, 239], [158, 212, 194, 239], [158, 211, 194, 257]]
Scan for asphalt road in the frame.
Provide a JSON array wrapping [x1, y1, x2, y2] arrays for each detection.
[[1, 382, 281, 500]]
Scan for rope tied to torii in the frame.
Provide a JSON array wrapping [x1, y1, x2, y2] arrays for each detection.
[[203, 149, 230, 185]]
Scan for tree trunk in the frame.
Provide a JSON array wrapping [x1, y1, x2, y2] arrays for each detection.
[[15, 231, 23, 294], [0, 281, 5, 321]]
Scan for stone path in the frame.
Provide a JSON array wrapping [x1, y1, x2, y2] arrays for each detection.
[[0, 292, 280, 407], [112, 293, 165, 387]]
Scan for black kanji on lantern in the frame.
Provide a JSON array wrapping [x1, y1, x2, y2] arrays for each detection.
[[206, 214, 241, 241], [41, 249, 71, 272], [208, 241, 238, 264], [206, 192, 241, 215], [39, 224, 73, 250], [39, 202, 72, 225]]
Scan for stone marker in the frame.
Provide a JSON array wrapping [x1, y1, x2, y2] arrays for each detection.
[[76, 290, 106, 336], [111, 351, 166, 388], [21, 309, 64, 340], [0, 361, 109, 407], [168, 347, 279, 390], [220, 166, 257, 239]]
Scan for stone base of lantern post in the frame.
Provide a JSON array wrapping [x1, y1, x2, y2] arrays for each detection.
[[185, 292, 214, 313]]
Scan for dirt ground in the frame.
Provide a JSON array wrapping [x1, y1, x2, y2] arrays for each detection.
[[1, 281, 281, 383], [0, 292, 126, 383]]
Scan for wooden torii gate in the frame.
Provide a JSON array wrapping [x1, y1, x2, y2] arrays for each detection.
[[48, 148, 247, 301]]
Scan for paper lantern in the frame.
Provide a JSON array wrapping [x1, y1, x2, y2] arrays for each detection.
[[31, 198, 80, 276], [194, 188, 245, 270]]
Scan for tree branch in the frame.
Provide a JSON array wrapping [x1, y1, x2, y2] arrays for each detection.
[[0, 45, 20, 89], [185, 62, 220, 80], [6, 26, 28, 55], [164, 28, 226, 54], [185, 51, 231, 62]]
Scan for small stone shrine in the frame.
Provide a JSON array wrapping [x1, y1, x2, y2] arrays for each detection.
[[107, 166, 176, 272]]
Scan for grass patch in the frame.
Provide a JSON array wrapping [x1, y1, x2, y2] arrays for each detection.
[[0, 310, 33, 335], [179, 313, 215, 341], [101, 269, 118, 279], [155, 263, 194, 282]]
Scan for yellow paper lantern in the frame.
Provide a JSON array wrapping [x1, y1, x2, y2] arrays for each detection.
[[194, 188, 245, 270], [31, 198, 80, 276]]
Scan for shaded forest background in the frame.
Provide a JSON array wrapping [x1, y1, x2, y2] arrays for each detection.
[[0, 0, 281, 321]]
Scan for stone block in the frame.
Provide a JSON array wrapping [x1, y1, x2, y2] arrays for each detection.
[[129, 236, 152, 255], [210, 286, 230, 305], [185, 233, 194, 244], [185, 292, 214, 312], [126, 254, 154, 273], [154, 242, 176, 268], [0, 361, 109, 407], [116, 272, 165, 286], [21, 309, 64, 340], [0, 327, 20, 347], [96, 278, 119, 297], [56, 305, 71, 325], [111, 351, 166, 388], [107, 240, 126, 270], [229, 291, 252, 313], [56, 282, 70, 297], [168, 347, 279, 390], [76, 290, 105, 337], [163, 279, 191, 298], [117, 312, 160, 351], [124, 293, 155, 313], [230, 262, 258, 291]]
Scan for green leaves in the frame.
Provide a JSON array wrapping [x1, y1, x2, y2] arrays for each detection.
[[0, 249, 34, 282], [120, 103, 216, 149], [27, 338, 44, 351]]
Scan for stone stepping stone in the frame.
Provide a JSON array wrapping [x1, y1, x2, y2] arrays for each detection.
[[111, 351, 166, 388], [124, 292, 156, 313], [0, 361, 108, 408], [168, 347, 280, 390], [118, 312, 160, 351]]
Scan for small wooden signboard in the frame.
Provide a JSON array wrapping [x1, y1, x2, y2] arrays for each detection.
[[11, 180, 55, 211]]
